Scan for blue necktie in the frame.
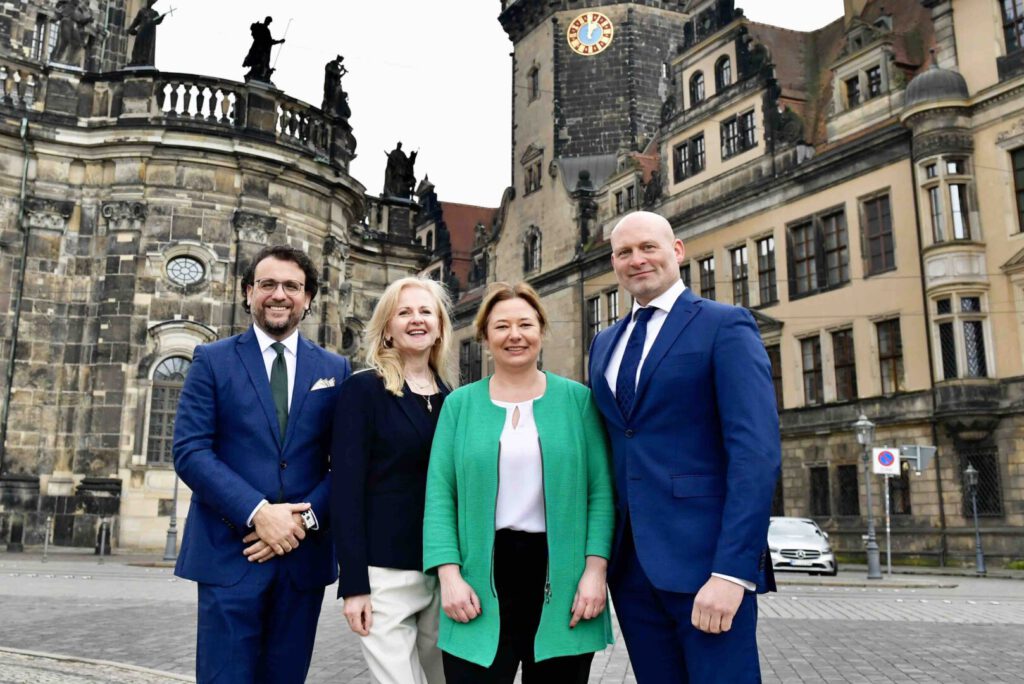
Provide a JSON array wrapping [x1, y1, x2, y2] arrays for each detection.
[[615, 307, 655, 418]]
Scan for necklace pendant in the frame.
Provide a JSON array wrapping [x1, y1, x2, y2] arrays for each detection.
[[425, 396, 432, 412]]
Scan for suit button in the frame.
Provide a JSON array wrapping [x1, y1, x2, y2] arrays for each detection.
[[625, 429, 634, 438], [280, 461, 287, 470]]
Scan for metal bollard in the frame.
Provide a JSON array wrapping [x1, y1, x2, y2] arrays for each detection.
[[96, 518, 111, 563], [6, 514, 24, 553], [42, 515, 52, 562]]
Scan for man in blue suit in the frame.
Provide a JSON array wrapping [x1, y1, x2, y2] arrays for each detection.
[[588, 212, 780, 683], [173, 244, 351, 683]]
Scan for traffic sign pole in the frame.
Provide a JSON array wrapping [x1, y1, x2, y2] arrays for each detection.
[[884, 473, 892, 576]]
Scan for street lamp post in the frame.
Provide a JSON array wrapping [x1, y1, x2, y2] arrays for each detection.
[[853, 414, 882, 580], [162, 474, 180, 562], [963, 464, 986, 577]]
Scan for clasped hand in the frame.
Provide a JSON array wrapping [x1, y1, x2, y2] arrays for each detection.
[[242, 502, 310, 563]]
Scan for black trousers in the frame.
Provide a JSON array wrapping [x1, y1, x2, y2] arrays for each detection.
[[442, 529, 594, 684]]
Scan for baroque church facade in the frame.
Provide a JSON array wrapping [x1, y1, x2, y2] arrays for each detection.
[[0, 0, 425, 549], [422, 0, 1024, 567]]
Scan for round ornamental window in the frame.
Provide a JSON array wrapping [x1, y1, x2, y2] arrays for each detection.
[[167, 256, 205, 286]]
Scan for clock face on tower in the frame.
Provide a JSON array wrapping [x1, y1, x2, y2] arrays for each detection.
[[566, 12, 615, 56]]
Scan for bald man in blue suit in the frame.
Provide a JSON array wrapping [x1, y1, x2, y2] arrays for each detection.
[[588, 212, 780, 683], [173, 245, 350, 683]]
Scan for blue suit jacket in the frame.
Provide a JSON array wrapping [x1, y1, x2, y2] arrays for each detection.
[[330, 370, 451, 598], [173, 326, 351, 589], [588, 287, 780, 594]]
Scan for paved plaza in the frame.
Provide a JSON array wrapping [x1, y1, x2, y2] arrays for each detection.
[[0, 552, 1022, 683]]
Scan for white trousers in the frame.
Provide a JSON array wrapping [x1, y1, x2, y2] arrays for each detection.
[[355, 566, 445, 684]]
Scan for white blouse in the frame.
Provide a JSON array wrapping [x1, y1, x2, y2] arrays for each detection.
[[492, 398, 546, 533]]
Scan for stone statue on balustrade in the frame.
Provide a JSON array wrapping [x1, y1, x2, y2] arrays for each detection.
[[50, 0, 94, 68], [127, 0, 171, 68], [383, 142, 417, 199], [243, 16, 285, 84], [322, 55, 351, 119]]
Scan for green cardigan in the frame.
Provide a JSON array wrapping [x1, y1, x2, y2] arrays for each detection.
[[423, 372, 615, 667]]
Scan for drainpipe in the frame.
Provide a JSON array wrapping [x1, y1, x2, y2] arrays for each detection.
[[908, 142, 948, 566], [0, 118, 33, 475]]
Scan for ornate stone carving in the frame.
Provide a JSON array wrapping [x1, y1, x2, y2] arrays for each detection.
[[996, 118, 1024, 145], [101, 201, 147, 232], [24, 198, 75, 233], [231, 210, 277, 244], [322, 235, 349, 267], [912, 130, 973, 159]]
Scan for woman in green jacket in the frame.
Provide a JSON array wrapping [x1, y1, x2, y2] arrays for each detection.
[[423, 281, 614, 683]]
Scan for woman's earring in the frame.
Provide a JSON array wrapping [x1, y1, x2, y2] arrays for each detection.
[[384, 337, 393, 348]]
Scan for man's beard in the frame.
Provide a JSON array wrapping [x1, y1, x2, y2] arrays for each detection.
[[254, 304, 303, 336]]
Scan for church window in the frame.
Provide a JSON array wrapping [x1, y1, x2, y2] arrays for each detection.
[[166, 256, 206, 287], [147, 356, 192, 465], [528, 66, 540, 101]]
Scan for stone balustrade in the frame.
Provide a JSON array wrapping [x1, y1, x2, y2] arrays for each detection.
[[0, 65, 354, 171], [0, 56, 42, 110], [158, 76, 241, 126]]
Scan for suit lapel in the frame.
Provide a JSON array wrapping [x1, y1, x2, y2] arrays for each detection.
[[633, 288, 702, 411], [397, 376, 451, 443], [283, 336, 318, 450], [236, 327, 283, 448]]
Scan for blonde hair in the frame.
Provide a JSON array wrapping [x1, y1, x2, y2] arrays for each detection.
[[364, 277, 458, 396], [473, 281, 548, 342]]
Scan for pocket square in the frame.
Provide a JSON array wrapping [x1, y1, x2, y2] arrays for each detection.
[[310, 377, 336, 391]]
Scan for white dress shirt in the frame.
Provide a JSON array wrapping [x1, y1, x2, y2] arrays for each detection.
[[247, 325, 318, 529], [605, 279, 754, 592], [253, 325, 298, 410], [492, 398, 546, 533], [604, 278, 687, 394]]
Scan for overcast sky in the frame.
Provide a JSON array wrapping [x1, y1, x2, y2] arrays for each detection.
[[158, 1, 844, 207]]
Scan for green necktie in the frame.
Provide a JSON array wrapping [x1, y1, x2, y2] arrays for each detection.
[[270, 342, 289, 444]]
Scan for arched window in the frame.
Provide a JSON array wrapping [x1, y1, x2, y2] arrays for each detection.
[[147, 356, 192, 465], [689, 71, 705, 107], [523, 226, 542, 273], [715, 56, 732, 92]]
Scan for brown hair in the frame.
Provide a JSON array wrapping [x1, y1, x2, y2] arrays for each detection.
[[473, 281, 548, 342]]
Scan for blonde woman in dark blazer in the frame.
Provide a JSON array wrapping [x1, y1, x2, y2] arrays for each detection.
[[331, 276, 457, 684]]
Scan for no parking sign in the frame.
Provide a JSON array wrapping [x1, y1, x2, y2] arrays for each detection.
[[872, 447, 901, 475]]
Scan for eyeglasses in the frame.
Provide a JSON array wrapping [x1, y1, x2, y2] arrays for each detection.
[[253, 279, 305, 295]]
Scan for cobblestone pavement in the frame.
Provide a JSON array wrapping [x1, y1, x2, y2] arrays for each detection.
[[1, 553, 1022, 683]]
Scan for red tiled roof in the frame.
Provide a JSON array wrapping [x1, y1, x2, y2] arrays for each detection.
[[440, 202, 498, 288]]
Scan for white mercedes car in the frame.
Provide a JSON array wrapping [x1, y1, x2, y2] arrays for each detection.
[[768, 516, 838, 576]]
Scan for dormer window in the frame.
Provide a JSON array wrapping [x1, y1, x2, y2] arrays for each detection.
[[689, 71, 705, 107], [846, 76, 861, 107], [715, 56, 732, 92], [866, 66, 882, 99]]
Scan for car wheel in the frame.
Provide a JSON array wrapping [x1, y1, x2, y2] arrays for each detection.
[[827, 564, 838, 577]]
